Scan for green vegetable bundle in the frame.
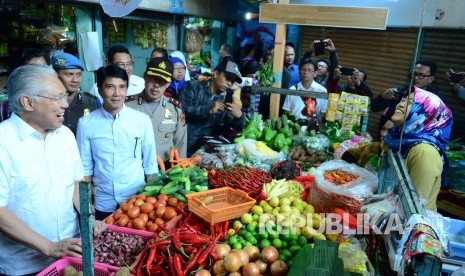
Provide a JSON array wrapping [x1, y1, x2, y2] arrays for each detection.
[[257, 61, 275, 87]]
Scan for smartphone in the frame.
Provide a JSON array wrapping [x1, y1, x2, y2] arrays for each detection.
[[451, 72, 464, 83], [225, 92, 233, 104], [314, 40, 326, 56], [340, 67, 355, 76]]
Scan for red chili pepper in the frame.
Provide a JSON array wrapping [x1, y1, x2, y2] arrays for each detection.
[[223, 221, 229, 236], [146, 247, 157, 274], [179, 234, 211, 246], [210, 224, 215, 237], [196, 233, 223, 267], [173, 254, 184, 275], [148, 238, 172, 248], [175, 205, 188, 217], [173, 230, 182, 251], [167, 246, 177, 276]]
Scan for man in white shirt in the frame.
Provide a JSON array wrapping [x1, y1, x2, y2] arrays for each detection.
[[282, 58, 328, 119], [89, 45, 145, 104], [77, 64, 157, 221], [0, 65, 105, 275]]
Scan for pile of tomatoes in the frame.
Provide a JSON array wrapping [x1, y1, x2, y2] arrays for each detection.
[[106, 194, 180, 232]]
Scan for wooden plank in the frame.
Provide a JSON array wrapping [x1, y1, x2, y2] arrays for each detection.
[[252, 86, 328, 99], [259, 4, 388, 30], [268, 0, 289, 119], [79, 181, 94, 276]]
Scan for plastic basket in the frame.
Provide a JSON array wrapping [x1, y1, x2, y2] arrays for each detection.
[[95, 224, 154, 269], [186, 187, 256, 224], [37, 256, 117, 276]]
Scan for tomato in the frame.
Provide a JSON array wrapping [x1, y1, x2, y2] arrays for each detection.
[[127, 220, 134, 229], [154, 199, 166, 209], [133, 218, 146, 230], [156, 206, 166, 218], [117, 214, 130, 227], [168, 197, 178, 207], [146, 220, 154, 227], [158, 194, 169, 201], [148, 210, 157, 221], [139, 213, 149, 223], [163, 207, 177, 221], [128, 196, 137, 204], [121, 203, 134, 212], [127, 206, 141, 219], [147, 223, 158, 233], [134, 199, 145, 207], [141, 203, 154, 214], [155, 218, 165, 226], [113, 212, 122, 221], [138, 194, 147, 201], [145, 197, 157, 205]]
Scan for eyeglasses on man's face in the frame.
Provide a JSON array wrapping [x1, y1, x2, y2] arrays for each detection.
[[300, 69, 315, 73], [413, 72, 431, 79], [115, 61, 134, 69], [32, 92, 69, 102]]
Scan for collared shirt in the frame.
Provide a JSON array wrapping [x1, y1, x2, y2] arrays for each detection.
[[76, 105, 157, 212], [283, 81, 328, 119], [0, 113, 83, 275], [89, 74, 145, 104], [288, 64, 301, 88]]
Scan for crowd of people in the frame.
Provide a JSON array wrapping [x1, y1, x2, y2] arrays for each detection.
[[0, 40, 463, 274]]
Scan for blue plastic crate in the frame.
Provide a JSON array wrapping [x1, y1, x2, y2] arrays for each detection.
[[450, 218, 465, 259]]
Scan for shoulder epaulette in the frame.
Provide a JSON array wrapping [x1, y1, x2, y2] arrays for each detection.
[[168, 97, 182, 109], [83, 92, 98, 99], [125, 95, 136, 103]]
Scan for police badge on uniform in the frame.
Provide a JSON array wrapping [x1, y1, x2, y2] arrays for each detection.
[[180, 112, 186, 126], [164, 109, 172, 119], [83, 108, 90, 116]]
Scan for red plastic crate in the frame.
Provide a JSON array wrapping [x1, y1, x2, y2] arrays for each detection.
[[37, 256, 117, 276]]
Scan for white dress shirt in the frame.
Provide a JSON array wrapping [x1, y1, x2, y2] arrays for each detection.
[[0, 114, 83, 275], [89, 74, 145, 103], [282, 81, 328, 119], [76, 105, 157, 212]]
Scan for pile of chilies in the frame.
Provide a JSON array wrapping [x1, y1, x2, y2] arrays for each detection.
[[208, 166, 272, 198], [131, 212, 229, 276]]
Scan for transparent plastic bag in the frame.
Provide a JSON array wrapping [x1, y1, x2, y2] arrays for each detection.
[[338, 241, 371, 276]]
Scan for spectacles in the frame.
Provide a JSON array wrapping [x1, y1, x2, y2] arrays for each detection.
[[413, 72, 431, 79], [32, 93, 69, 102], [300, 69, 315, 73], [317, 64, 328, 69], [174, 66, 186, 71], [115, 61, 134, 68]]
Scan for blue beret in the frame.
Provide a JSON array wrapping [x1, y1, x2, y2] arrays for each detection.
[[51, 52, 85, 71]]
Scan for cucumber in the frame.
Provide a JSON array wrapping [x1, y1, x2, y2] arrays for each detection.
[[173, 193, 187, 203], [160, 181, 179, 195], [144, 185, 162, 192], [194, 185, 209, 192], [168, 167, 183, 176]]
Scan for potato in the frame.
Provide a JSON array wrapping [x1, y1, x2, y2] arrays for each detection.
[[63, 266, 78, 276]]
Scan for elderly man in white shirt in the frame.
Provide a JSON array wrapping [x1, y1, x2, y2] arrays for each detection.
[[282, 58, 328, 119], [77, 64, 157, 221], [89, 45, 145, 104], [0, 65, 105, 275]]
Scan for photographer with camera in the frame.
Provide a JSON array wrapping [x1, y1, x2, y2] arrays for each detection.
[[371, 59, 442, 139], [446, 68, 465, 102], [301, 38, 339, 88], [178, 60, 245, 156], [327, 65, 373, 100]]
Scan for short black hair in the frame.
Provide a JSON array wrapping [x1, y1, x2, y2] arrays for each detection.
[[299, 58, 316, 71], [359, 69, 368, 82], [241, 44, 255, 57], [97, 64, 128, 88], [221, 44, 232, 55], [285, 42, 295, 49], [22, 48, 50, 65], [151, 47, 168, 59], [107, 45, 131, 64], [416, 59, 437, 76]]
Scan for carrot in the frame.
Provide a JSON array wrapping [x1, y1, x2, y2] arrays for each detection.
[[173, 148, 180, 161], [157, 155, 166, 172]]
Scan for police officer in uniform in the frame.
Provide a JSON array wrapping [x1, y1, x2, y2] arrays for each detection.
[[126, 57, 187, 167], [51, 52, 99, 135]]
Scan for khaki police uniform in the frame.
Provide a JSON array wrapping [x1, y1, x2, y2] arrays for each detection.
[[126, 93, 187, 162], [64, 92, 99, 135]]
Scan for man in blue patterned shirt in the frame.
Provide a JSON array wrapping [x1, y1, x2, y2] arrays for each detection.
[[284, 42, 300, 88]]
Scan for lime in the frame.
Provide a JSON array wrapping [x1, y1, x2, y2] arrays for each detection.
[[246, 224, 256, 233], [282, 249, 293, 259], [238, 229, 248, 237], [232, 242, 243, 250], [272, 238, 283, 249], [237, 236, 245, 244], [250, 237, 258, 245], [281, 241, 288, 249], [289, 240, 298, 246], [298, 236, 308, 246], [281, 233, 291, 241], [269, 232, 279, 240], [289, 245, 302, 254], [290, 234, 299, 241], [287, 260, 293, 267], [228, 236, 238, 245], [278, 254, 287, 262], [259, 239, 271, 250], [243, 241, 253, 247], [258, 231, 269, 241]]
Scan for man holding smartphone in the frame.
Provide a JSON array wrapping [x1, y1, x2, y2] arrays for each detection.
[[300, 38, 339, 88], [327, 66, 373, 100], [447, 69, 465, 102], [371, 59, 442, 138], [178, 60, 245, 156]]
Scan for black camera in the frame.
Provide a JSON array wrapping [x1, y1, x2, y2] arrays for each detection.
[[450, 72, 464, 83], [340, 67, 355, 76], [314, 40, 328, 56]]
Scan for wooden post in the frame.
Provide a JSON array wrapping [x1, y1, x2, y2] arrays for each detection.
[[79, 181, 94, 276], [267, 0, 288, 119]]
